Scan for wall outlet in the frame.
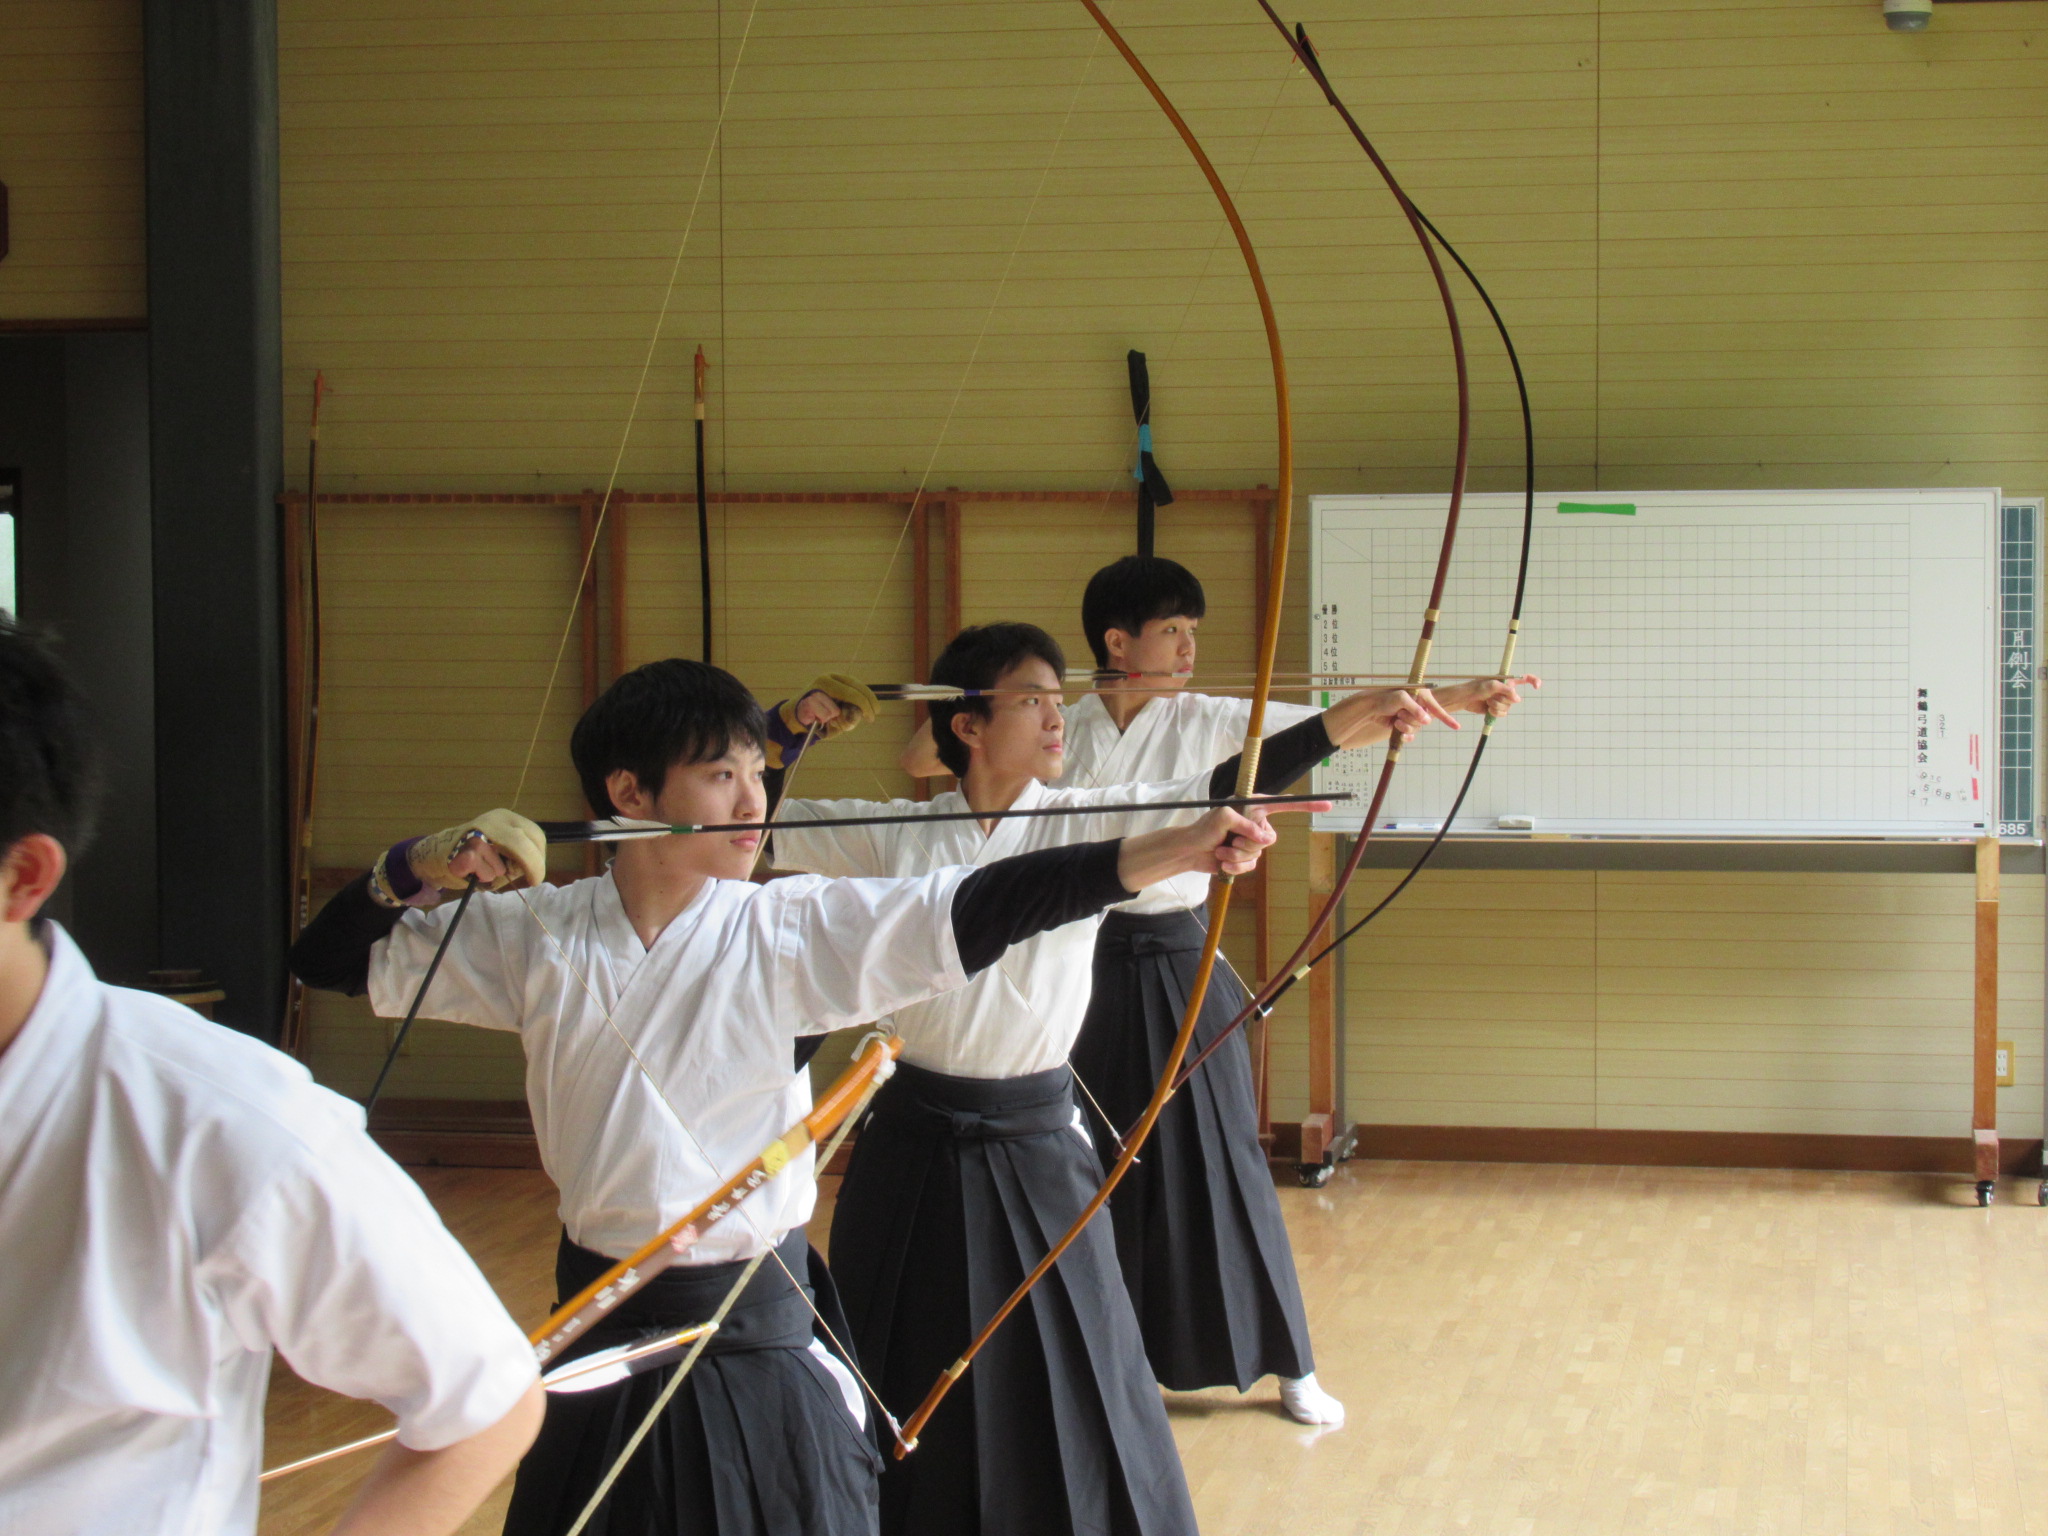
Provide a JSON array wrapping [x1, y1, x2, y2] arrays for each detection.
[[1996, 1041, 2015, 1088]]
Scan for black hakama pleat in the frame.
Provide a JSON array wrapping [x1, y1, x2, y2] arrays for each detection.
[[502, 1229, 880, 1536], [829, 1061, 1198, 1536], [1069, 909, 1314, 1392]]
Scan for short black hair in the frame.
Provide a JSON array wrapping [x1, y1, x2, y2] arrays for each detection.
[[928, 623, 1066, 778], [1080, 555, 1207, 669], [0, 618, 100, 856], [570, 658, 768, 818]]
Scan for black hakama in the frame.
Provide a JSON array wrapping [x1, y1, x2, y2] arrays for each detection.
[[829, 1061, 1198, 1536], [503, 1229, 880, 1536], [1069, 909, 1314, 1392]]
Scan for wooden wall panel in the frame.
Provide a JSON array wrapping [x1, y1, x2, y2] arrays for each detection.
[[0, 0, 145, 321], [304, 501, 597, 1098], [1329, 870, 2046, 1140], [278, 0, 2048, 1137], [625, 495, 920, 802]]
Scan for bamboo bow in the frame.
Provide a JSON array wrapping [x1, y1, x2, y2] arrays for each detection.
[[893, 0, 1296, 1453]]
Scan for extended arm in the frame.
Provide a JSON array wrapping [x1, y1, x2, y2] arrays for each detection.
[[949, 807, 1285, 972], [1205, 712, 1337, 798], [763, 674, 883, 807], [289, 811, 546, 1005], [900, 718, 946, 778], [1318, 674, 1538, 750], [329, 1383, 545, 1536], [292, 874, 403, 996]]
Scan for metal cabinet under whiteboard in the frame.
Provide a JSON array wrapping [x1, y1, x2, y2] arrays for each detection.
[[1310, 489, 2039, 840]]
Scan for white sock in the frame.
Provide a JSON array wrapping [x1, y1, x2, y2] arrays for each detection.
[[1278, 1372, 1345, 1425]]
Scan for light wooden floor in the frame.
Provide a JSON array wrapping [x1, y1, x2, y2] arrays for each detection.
[[259, 1161, 2048, 1536]]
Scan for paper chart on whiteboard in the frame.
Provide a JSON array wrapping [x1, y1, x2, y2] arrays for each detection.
[[1308, 489, 2000, 839]]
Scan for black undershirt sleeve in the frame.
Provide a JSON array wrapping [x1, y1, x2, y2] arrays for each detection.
[[1206, 713, 1336, 799], [289, 873, 404, 997], [949, 838, 1132, 974]]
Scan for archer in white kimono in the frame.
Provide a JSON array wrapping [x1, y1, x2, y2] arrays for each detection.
[[894, 557, 1533, 1427], [291, 656, 1285, 1536], [773, 622, 1367, 1536], [0, 621, 545, 1536]]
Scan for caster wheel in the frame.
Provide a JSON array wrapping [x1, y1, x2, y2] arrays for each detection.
[[1976, 1180, 1995, 1207], [1296, 1161, 1335, 1189], [2037, 1181, 2046, 1208]]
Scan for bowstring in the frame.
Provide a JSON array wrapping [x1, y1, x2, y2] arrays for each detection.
[[508, 723, 902, 1442], [923, 53, 1305, 1148], [556, 1052, 899, 1536], [859, 765, 1126, 1152], [845, 18, 1110, 670], [513, 0, 767, 806], [1054, 46, 1304, 628], [511, 896, 900, 1434], [483, 0, 895, 1459], [560, 1252, 766, 1536]]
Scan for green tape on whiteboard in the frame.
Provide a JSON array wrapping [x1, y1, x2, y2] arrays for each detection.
[[1557, 502, 1636, 515]]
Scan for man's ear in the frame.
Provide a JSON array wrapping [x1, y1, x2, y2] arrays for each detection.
[[0, 835, 67, 925], [605, 768, 653, 818], [949, 710, 983, 759], [1103, 627, 1132, 668]]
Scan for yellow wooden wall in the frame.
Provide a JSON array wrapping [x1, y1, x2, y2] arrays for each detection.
[[1329, 869, 2044, 1139], [0, 0, 145, 322], [281, 0, 2048, 1141]]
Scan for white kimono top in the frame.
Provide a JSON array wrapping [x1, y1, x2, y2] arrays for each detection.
[[1053, 690, 1321, 915], [369, 867, 975, 1263], [0, 925, 537, 1536], [773, 774, 1212, 1079]]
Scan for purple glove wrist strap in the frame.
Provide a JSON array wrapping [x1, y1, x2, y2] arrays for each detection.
[[383, 837, 427, 902]]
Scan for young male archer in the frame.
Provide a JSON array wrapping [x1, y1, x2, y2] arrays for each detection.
[[292, 657, 1298, 1536], [770, 621, 1412, 1536], [903, 556, 1535, 1425]]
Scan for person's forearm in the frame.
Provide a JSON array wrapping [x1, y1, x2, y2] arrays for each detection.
[[290, 873, 405, 997], [1320, 688, 1399, 749], [1206, 714, 1337, 798], [328, 1381, 544, 1536], [950, 840, 1132, 971], [900, 718, 946, 778], [1115, 824, 1217, 892]]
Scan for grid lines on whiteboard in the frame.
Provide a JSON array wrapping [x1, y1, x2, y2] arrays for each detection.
[[1323, 519, 1911, 827]]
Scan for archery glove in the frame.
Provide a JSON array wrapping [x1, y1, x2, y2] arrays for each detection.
[[409, 808, 548, 893]]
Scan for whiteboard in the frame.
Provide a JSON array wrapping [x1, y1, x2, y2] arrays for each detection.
[[1309, 489, 2001, 839]]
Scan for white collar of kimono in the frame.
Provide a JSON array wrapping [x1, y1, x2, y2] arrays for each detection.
[[921, 774, 1047, 862], [0, 923, 101, 1153]]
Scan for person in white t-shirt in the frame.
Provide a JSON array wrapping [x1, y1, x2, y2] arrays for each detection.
[[0, 619, 545, 1536], [899, 557, 1534, 1426]]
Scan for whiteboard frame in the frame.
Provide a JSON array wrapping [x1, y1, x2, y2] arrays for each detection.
[[1309, 488, 2004, 842]]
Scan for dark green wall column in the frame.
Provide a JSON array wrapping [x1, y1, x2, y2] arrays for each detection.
[[144, 0, 285, 1039]]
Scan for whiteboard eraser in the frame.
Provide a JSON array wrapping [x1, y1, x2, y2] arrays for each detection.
[[1497, 815, 1535, 831]]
